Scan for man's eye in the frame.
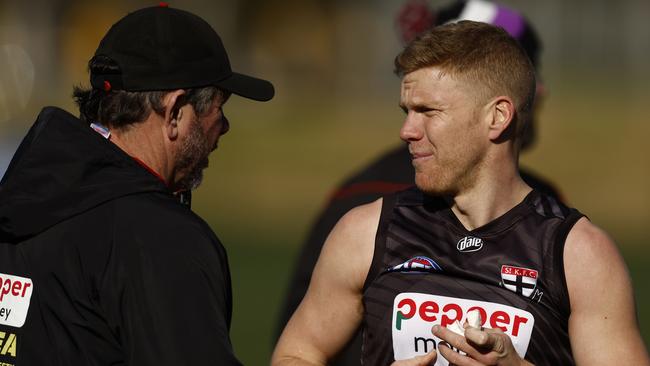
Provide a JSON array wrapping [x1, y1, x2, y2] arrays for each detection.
[[416, 107, 436, 114]]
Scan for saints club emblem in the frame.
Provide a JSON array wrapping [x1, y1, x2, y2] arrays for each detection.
[[501, 265, 538, 298]]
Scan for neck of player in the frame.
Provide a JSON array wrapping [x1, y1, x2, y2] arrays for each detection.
[[450, 158, 531, 231]]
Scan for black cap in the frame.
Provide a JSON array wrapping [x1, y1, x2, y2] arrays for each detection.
[[91, 4, 274, 101]]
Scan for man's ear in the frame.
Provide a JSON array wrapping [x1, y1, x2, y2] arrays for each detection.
[[163, 89, 186, 141], [487, 96, 516, 142]]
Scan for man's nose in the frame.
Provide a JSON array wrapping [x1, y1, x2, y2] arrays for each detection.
[[399, 112, 423, 142]]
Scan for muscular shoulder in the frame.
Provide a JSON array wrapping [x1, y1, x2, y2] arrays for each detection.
[[316, 198, 383, 291], [564, 218, 622, 274], [330, 198, 383, 243], [564, 217, 629, 309]]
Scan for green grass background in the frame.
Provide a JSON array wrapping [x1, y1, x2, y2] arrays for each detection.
[[189, 72, 650, 365]]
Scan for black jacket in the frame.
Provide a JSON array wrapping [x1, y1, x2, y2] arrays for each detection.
[[0, 107, 241, 365]]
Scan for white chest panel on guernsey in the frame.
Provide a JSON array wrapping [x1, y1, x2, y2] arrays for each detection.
[[391, 292, 534, 364]]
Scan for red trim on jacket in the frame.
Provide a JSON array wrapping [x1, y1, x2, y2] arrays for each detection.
[[131, 156, 169, 188]]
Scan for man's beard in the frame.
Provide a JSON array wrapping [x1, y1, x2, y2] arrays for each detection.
[[175, 118, 211, 191], [413, 140, 486, 198]]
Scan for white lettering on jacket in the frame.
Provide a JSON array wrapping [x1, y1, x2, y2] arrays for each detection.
[[0, 272, 33, 328]]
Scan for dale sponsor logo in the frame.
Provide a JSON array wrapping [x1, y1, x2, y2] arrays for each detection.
[[392, 293, 534, 365], [456, 236, 483, 253], [0, 273, 33, 328], [500, 265, 538, 298], [386, 256, 442, 273]]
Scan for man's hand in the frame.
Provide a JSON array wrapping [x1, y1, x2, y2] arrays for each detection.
[[391, 350, 437, 366], [432, 324, 533, 366]]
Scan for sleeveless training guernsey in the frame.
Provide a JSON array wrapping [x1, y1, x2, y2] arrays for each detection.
[[361, 187, 584, 365]]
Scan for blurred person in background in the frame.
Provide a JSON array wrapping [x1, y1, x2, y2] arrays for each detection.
[[273, 19, 648, 366], [0, 4, 273, 365], [277, 1, 563, 364]]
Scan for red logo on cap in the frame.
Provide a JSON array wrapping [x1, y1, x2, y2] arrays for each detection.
[[158, 2, 169, 7]]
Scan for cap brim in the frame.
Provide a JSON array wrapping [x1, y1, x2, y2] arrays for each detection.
[[216, 72, 275, 102]]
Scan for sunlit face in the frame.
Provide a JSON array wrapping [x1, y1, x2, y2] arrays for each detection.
[[175, 94, 230, 190], [399, 66, 489, 196]]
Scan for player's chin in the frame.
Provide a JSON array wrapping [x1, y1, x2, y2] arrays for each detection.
[[414, 172, 429, 189], [415, 174, 451, 196]]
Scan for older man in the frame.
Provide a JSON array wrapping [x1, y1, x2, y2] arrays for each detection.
[[273, 21, 648, 366], [0, 5, 272, 365]]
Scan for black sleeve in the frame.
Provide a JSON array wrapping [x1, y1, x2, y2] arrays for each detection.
[[103, 205, 241, 366]]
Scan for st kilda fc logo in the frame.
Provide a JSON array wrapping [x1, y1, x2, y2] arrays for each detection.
[[500, 265, 538, 298]]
